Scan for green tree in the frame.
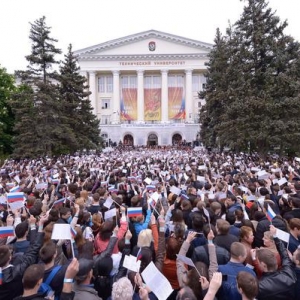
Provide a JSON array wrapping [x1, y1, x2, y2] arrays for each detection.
[[199, 28, 231, 149], [201, 0, 300, 155], [0, 65, 15, 155], [58, 44, 101, 152], [12, 16, 72, 157]]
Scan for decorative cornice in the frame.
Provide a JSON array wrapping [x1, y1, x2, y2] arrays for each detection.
[[74, 30, 213, 56], [77, 53, 209, 61]]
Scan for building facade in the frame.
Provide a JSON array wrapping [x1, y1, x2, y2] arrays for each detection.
[[75, 30, 212, 146]]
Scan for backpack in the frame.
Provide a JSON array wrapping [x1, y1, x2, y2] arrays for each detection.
[[38, 265, 62, 300]]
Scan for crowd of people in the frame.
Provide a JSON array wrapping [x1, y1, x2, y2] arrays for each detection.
[[0, 146, 300, 300]]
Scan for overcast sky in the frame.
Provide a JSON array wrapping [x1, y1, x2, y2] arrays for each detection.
[[1, 0, 300, 74]]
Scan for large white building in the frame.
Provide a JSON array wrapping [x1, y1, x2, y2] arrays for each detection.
[[75, 30, 212, 146]]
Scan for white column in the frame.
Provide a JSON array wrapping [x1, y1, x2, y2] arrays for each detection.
[[137, 70, 144, 122], [161, 69, 168, 122], [185, 69, 193, 123], [112, 70, 120, 124], [88, 71, 97, 115]]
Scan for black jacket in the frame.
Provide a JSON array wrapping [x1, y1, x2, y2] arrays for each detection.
[[254, 216, 288, 248], [257, 237, 297, 300], [13, 293, 46, 300], [0, 232, 44, 300]]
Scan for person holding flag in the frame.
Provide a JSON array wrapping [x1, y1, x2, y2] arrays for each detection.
[[254, 201, 288, 248]]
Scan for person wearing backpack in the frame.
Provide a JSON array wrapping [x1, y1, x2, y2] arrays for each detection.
[[39, 241, 69, 300]]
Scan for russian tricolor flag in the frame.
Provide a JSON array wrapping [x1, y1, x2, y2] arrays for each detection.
[[127, 207, 143, 217], [51, 178, 60, 185], [53, 198, 66, 207], [0, 226, 15, 238], [70, 227, 77, 238], [10, 185, 21, 193], [266, 204, 276, 222], [7, 192, 24, 203], [146, 185, 156, 192], [181, 193, 189, 201], [6, 182, 14, 189]]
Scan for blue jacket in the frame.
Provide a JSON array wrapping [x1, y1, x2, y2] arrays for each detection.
[[133, 209, 151, 236], [217, 261, 256, 300]]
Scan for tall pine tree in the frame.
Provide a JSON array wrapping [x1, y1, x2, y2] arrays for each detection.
[[201, 0, 300, 155], [58, 44, 101, 152], [12, 16, 72, 157]]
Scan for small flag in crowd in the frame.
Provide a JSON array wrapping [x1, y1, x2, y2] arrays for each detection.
[[51, 178, 60, 185], [7, 192, 24, 203], [180, 193, 189, 201], [266, 205, 276, 222], [127, 207, 143, 217], [0, 226, 15, 238], [70, 227, 77, 239], [146, 185, 156, 192], [9, 185, 21, 193], [136, 247, 142, 261], [6, 182, 14, 189], [108, 186, 118, 194], [53, 198, 66, 207]]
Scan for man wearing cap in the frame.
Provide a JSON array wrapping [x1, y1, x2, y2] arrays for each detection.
[[73, 258, 101, 300]]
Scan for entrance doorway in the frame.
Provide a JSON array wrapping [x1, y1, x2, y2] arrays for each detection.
[[123, 134, 134, 146], [172, 133, 182, 145], [147, 133, 158, 146]]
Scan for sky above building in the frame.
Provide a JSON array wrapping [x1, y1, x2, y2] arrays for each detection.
[[1, 0, 300, 73]]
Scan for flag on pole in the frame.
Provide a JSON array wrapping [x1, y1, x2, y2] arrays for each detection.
[[7, 192, 24, 203], [53, 198, 66, 207], [9, 185, 21, 193], [266, 205, 276, 222], [127, 207, 143, 217], [0, 226, 15, 238]]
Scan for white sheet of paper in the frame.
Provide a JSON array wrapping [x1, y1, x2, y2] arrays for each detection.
[[14, 175, 21, 184], [105, 208, 116, 220], [0, 195, 7, 204], [276, 228, 290, 243], [144, 177, 152, 185], [170, 186, 181, 195], [123, 255, 141, 272], [8, 200, 24, 210], [278, 177, 287, 186], [103, 197, 113, 209], [150, 192, 160, 202], [51, 224, 72, 240], [141, 261, 173, 300], [197, 176, 205, 182]]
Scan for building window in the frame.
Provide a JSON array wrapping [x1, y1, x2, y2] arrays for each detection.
[[98, 75, 113, 93], [121, 75, 137, 88], [101, 115, 111, 125], [101, 99, 110, 109], [192, 75, 202, 92]]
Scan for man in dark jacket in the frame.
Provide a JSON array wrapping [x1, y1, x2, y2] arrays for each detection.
[[13, 264, 47, 300], [0, 214, 47, 300], [255, 225, 297, 300], [254, 201, 288, 248]]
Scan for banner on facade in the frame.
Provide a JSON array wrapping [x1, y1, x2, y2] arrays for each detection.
[[168, 87, 186, 120], [120, 88, 138, 121], [144, 88, 161, 121]]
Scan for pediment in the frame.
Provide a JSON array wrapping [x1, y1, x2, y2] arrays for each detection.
[[75, 30, 212, 60]]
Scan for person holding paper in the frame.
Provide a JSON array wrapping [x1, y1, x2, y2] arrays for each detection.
[[254, 225, 297, 300]]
